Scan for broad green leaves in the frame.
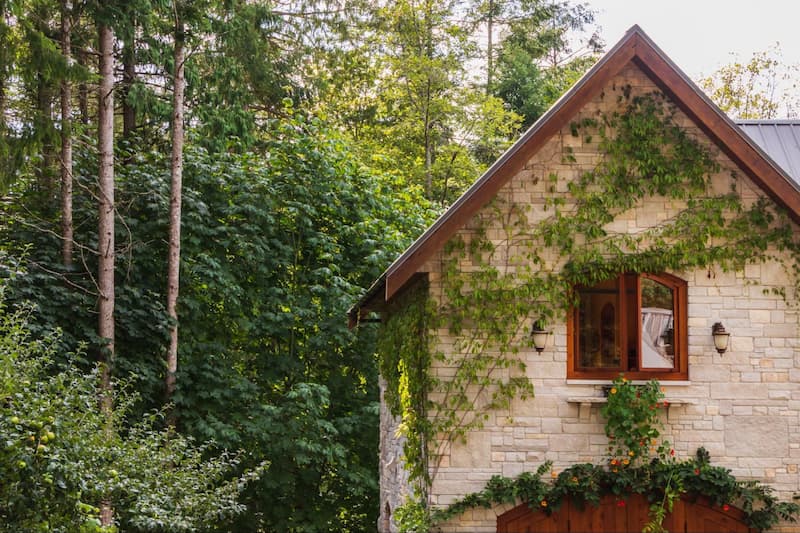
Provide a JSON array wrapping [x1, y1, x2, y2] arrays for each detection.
[[0, 287, 256, 532]]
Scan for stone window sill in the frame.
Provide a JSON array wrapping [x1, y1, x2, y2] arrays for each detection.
[[566, 397, 696, 406]]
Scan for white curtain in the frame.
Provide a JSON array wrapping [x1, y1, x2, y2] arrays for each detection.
[[641, 307, 673, 368]]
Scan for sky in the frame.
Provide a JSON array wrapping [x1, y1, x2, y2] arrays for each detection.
[[589, 0, 800, 80]]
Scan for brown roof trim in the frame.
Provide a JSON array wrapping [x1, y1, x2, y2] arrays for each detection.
[[349, 25, 800, 321]]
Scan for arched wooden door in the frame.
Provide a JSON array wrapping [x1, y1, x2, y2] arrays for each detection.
[[497, 495, 755, 533]]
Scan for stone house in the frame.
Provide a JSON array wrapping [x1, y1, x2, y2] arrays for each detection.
[[352, 26, 800, 532]]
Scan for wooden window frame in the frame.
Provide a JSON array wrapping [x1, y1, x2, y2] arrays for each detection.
[[567, 272, 688, 381]]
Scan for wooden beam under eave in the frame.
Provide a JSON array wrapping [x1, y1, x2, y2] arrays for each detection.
[[384, 39, 640, 301], [633, 46, 800, 225]]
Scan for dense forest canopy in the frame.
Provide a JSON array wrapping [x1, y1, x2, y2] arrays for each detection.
[[1, 0, 791, 530]]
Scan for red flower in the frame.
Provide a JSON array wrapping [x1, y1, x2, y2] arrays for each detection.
[[663, 400, 669, 407], [723, 504, 730, 512], [670, 449, 675, 456], [616, 500, 626, 507], [694, 468, 700, 475]]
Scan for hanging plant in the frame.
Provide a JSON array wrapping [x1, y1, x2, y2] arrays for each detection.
[[431, 378, 799, 532]]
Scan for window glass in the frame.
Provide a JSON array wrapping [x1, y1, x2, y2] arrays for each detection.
[[640, 277, 675, 369], [569, 273, 687, 380], [577, 278, 620, 369]]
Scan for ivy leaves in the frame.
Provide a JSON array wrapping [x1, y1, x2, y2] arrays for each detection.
[[601, 377, 671, 465]]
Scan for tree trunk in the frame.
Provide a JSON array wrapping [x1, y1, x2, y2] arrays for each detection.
[[165, 17, 185, 414], [0, 0, 6, 131], [97, 19, 115, 528], [486, 0, 493, 93], [60, 0, 73, 268], [0, 0, 7, 149]]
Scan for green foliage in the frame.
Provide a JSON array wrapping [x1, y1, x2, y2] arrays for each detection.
[[434, 401, 800, 532], [493, 0, 601, 127], [0, 284, 256, 532], [434, 450, 800, 531], [601, 376, 678, 532], [394, 498, 434, 533], [377, 280, 436, 490], [602, 377, 671, 465], [2, 109, 434, 532], [700, 44, 800, 119]]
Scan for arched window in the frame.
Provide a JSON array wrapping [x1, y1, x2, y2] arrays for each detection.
[[568, 273, 688, 380]]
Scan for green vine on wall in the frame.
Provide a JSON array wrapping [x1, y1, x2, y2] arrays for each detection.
[[377, 278, 436, 491], [378, 87, 800, 529], [432, 377, 799, 532]]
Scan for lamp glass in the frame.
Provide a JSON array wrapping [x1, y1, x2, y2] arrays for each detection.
[[712, 322, 730, 354], [713, 331, 730, 353], [531, 330, 548, 352]]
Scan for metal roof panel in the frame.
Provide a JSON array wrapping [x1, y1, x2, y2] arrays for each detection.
[[737, 121, 800, 185]]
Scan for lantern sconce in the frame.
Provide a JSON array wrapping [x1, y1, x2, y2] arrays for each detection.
[[531, 320, 551, 353], [712, 322, 730, 355]]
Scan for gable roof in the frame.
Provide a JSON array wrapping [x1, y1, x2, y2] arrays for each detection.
[[349, 25, 800, 324]]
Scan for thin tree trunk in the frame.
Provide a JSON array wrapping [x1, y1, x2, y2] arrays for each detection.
[[0, 0, 6, 130], [97, 19, 115, 528], [165, 17, 185, 413], [60, 0, 73, 268], [486, 0, 493, 93]]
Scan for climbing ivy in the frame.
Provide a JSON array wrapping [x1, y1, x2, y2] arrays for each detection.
[[432, 377, 800, 531], [377, 88, 800, 529], [432, 449, 800, 531], [377, 278, 436, 491]]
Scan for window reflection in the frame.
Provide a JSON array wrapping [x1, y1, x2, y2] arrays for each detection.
[[640, 278, 674, 369], [577, 278, 620, 369]]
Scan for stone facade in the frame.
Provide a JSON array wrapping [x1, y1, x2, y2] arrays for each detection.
[[379, 61, 800, 532], [378, 377, 409, 533]]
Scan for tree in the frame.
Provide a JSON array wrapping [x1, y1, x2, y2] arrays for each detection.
[[0, 0, 13, 191], [0, 282, 257, 532], [0, 1, 580, 528], [700, 45, 800, 119], [164, 2, 186, 410], [59, 0, 73, 268], [378, 0, 469, 199], [96, 2, 116, 525], [492, 0, 602, 127]]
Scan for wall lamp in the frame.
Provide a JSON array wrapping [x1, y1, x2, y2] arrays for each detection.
[[531, 320, 551, 353], [712, 322, 730, 355]]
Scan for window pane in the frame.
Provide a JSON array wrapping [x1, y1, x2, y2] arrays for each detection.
[[577, 279, 621, 369], [640, 277, 675, 369]]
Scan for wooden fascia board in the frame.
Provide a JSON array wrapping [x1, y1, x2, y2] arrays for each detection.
[[633, 42, 800, 224], [383, 37, 639, 301]]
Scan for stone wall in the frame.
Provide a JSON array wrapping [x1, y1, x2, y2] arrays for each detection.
[[403, 62, 800, 532], [378, 376, 410, 533]]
